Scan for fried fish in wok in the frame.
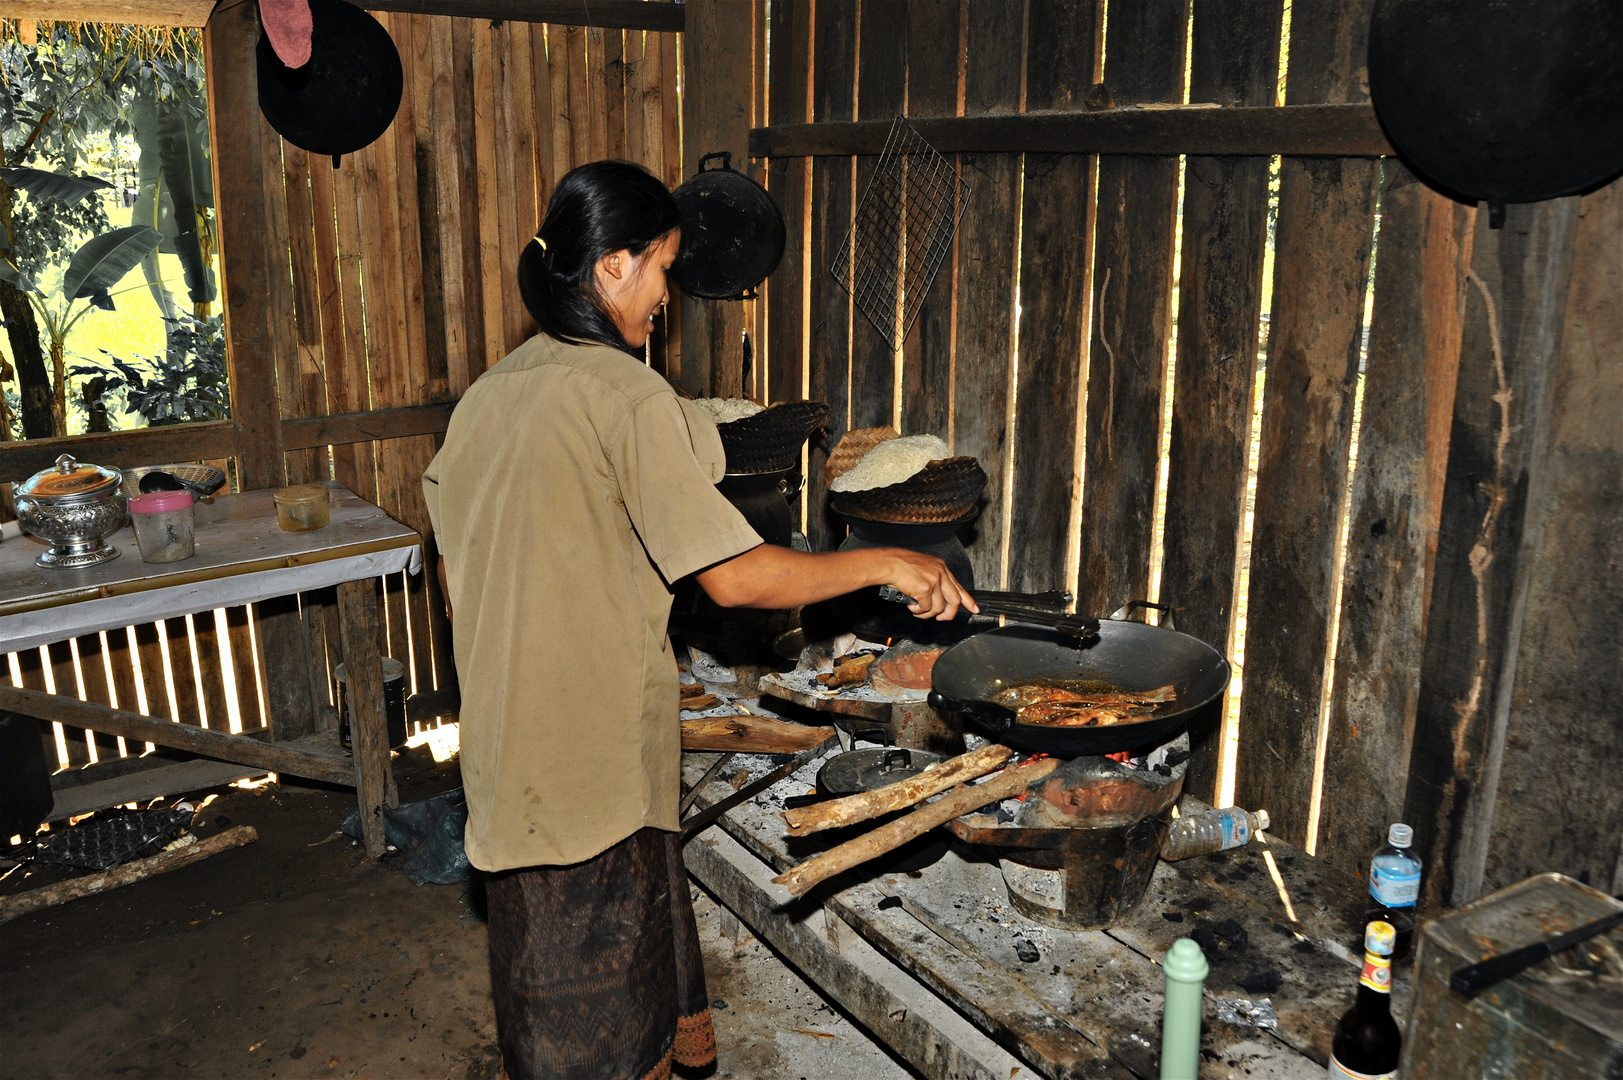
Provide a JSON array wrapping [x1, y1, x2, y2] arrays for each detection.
[[991, 681, 1177, 727]]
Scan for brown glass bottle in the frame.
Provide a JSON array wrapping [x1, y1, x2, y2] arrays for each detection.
[[1327, 921, 1402, 1079]]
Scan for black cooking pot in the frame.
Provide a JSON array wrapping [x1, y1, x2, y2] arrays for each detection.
[[717, 470, 802, 549], [257, 0, 404, 169], [928, 621, 1231, 756], [824, 515, 981, 646], [1368, 0, 1623, 226], [670, 151, 787, 301]]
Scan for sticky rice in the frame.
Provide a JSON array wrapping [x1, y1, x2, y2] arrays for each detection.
[[828, 434, 952, 492], [691, 398, 766, 425]]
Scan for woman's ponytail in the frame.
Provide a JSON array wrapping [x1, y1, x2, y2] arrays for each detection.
[[517, 160, 681, 356]]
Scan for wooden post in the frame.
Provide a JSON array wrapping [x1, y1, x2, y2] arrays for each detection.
[[338, 578, 399, 858], [1402, 197, 1580, 909], [679, 0, 754, 399], [1473, 179, 1623, 897], [203, 1, 285, 490]]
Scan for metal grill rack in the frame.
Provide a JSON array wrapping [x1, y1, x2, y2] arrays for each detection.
[[831, 117, 972, 351]]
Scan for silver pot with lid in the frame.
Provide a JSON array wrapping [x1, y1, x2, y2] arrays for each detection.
[[14, 453, 128, 568]]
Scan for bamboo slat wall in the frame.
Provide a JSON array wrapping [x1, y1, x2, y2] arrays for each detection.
[[756, 0, 1622, 899], [8, 9, 685, 783], [264, 11, 684, 726]]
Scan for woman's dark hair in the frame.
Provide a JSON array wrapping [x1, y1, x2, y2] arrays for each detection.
[[517, 160, 681, 355]]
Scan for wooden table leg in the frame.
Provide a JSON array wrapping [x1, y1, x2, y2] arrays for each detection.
[[337, 578, 399, 858]]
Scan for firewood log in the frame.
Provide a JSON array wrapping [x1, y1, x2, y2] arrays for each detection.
[[681, 714, 836, 754], [0, 826, 259, 925], [680, 693, 721, 711], [817, 653, 876, 689], [781, 744, 1013, 836], [771, 758, 1061, 896]]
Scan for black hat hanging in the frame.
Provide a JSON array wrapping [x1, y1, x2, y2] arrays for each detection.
[[669, 152, 787, 301], [257, 0, 404, 169], [1368, 0, 1623, 228]]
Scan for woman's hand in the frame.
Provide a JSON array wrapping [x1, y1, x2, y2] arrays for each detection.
[[875, 549, 977, 621], [695, 544, 977, 620]]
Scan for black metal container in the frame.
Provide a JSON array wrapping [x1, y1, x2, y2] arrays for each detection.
[[337, 657, 409, 752], [716, 470, 801, 549], [825, 515, 979, 645]]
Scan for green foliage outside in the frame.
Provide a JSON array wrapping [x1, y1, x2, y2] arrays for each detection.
[[0, 23, 227, 442]]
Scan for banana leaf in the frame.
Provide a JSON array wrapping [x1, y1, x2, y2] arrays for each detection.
[[0, 257, 39, 294], [130, 93, 176, 320], [0, 166, 113, 207], [62, 226, 163, 303], [155, 100, 215, 305]]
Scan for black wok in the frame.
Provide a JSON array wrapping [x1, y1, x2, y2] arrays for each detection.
[[928, 621, 1231, 756]]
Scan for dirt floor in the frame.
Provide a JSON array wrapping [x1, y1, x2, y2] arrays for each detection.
[[0, 747, 918, 1080]]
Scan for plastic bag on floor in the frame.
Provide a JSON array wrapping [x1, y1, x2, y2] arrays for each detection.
[[343, 788, 470, 886]]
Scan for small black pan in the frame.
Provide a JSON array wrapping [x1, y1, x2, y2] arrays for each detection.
[[928, 621, 1231, 756]]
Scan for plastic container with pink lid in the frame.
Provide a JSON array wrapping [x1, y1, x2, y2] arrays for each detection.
[[127, 489, 196, 563]]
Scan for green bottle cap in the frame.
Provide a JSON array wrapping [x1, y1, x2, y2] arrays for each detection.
[[1165, 937, 1210, 983]]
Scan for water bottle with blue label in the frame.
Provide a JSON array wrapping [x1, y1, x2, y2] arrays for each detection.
[[1364, 823, 1421, 961]]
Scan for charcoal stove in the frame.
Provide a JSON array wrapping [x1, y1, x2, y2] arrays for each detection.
[[948, 733, 1189, 930]]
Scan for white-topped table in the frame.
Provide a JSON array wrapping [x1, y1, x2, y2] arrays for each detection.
[[0, 484, 422, 857]]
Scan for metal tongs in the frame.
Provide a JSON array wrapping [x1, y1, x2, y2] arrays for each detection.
[[879, 586, 1101, 641]]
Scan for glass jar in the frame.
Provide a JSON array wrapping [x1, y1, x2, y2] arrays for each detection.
[[274, 483, 330, 531], [128, 489, 197, 563]]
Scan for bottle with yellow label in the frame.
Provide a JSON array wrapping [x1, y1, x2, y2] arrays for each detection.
[[1327, 920, 1401, 1079]]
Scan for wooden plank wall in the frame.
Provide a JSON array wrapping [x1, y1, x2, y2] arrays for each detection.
[[755, 0, 1623, 895]]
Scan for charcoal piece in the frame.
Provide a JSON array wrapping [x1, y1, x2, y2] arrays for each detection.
[[1014, 937, 1040, 963], [877, 896, 902, 911], [1162, 911, 1185, 923], [214, 815, 232, 829], [1237, 969, 1283, 994], [711, 999, 728, 1010], [1191, 919, 1249, 963], [1164, 748, 1191, 767]]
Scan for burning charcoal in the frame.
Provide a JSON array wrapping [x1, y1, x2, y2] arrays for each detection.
[[1237, 969, 1283, 994], [1014, 937, 1040, 963], [1191, 919, 1249, 963], [1162, 911, 1185, 923]]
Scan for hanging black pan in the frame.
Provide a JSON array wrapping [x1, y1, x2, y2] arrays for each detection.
[[670, 151, 787, 301], [1368, 0, 1623, 227], [257, 0, 404, 169], [928, 621, 1231, 757]]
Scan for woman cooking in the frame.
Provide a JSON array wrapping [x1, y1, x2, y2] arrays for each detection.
[[422, 161, 975, 1080]]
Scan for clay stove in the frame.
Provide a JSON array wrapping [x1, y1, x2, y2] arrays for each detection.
[[948, 734, 1189, 930]]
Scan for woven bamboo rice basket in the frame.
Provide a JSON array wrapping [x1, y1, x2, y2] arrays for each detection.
[[830, 456, 988, 523], [821, 426, 900, 487], [717, 400, 830, 474]]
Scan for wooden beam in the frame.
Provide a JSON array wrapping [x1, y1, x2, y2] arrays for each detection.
[[281, 402, 456, 449], [359, 0, 683, 32], [0, 685, 356, 787], [2, 0, 217, 27], [0, 421, 237, 485], [751, 103, 1393, 159]]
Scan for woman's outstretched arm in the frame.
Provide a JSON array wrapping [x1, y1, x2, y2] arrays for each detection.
[[694, 544, 977, 621]]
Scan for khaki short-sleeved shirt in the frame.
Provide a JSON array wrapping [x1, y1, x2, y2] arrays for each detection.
[[422, 335, 760, 870]]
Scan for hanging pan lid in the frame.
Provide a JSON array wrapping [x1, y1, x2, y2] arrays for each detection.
[[670, 151, 787, 301], [1368, 0, 1623, 225], [256, 0, 404, 168]]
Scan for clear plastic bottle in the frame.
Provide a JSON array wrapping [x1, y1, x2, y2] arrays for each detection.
[[1160, 807, 1270, 861], [1365, 823, 1422, 960]]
